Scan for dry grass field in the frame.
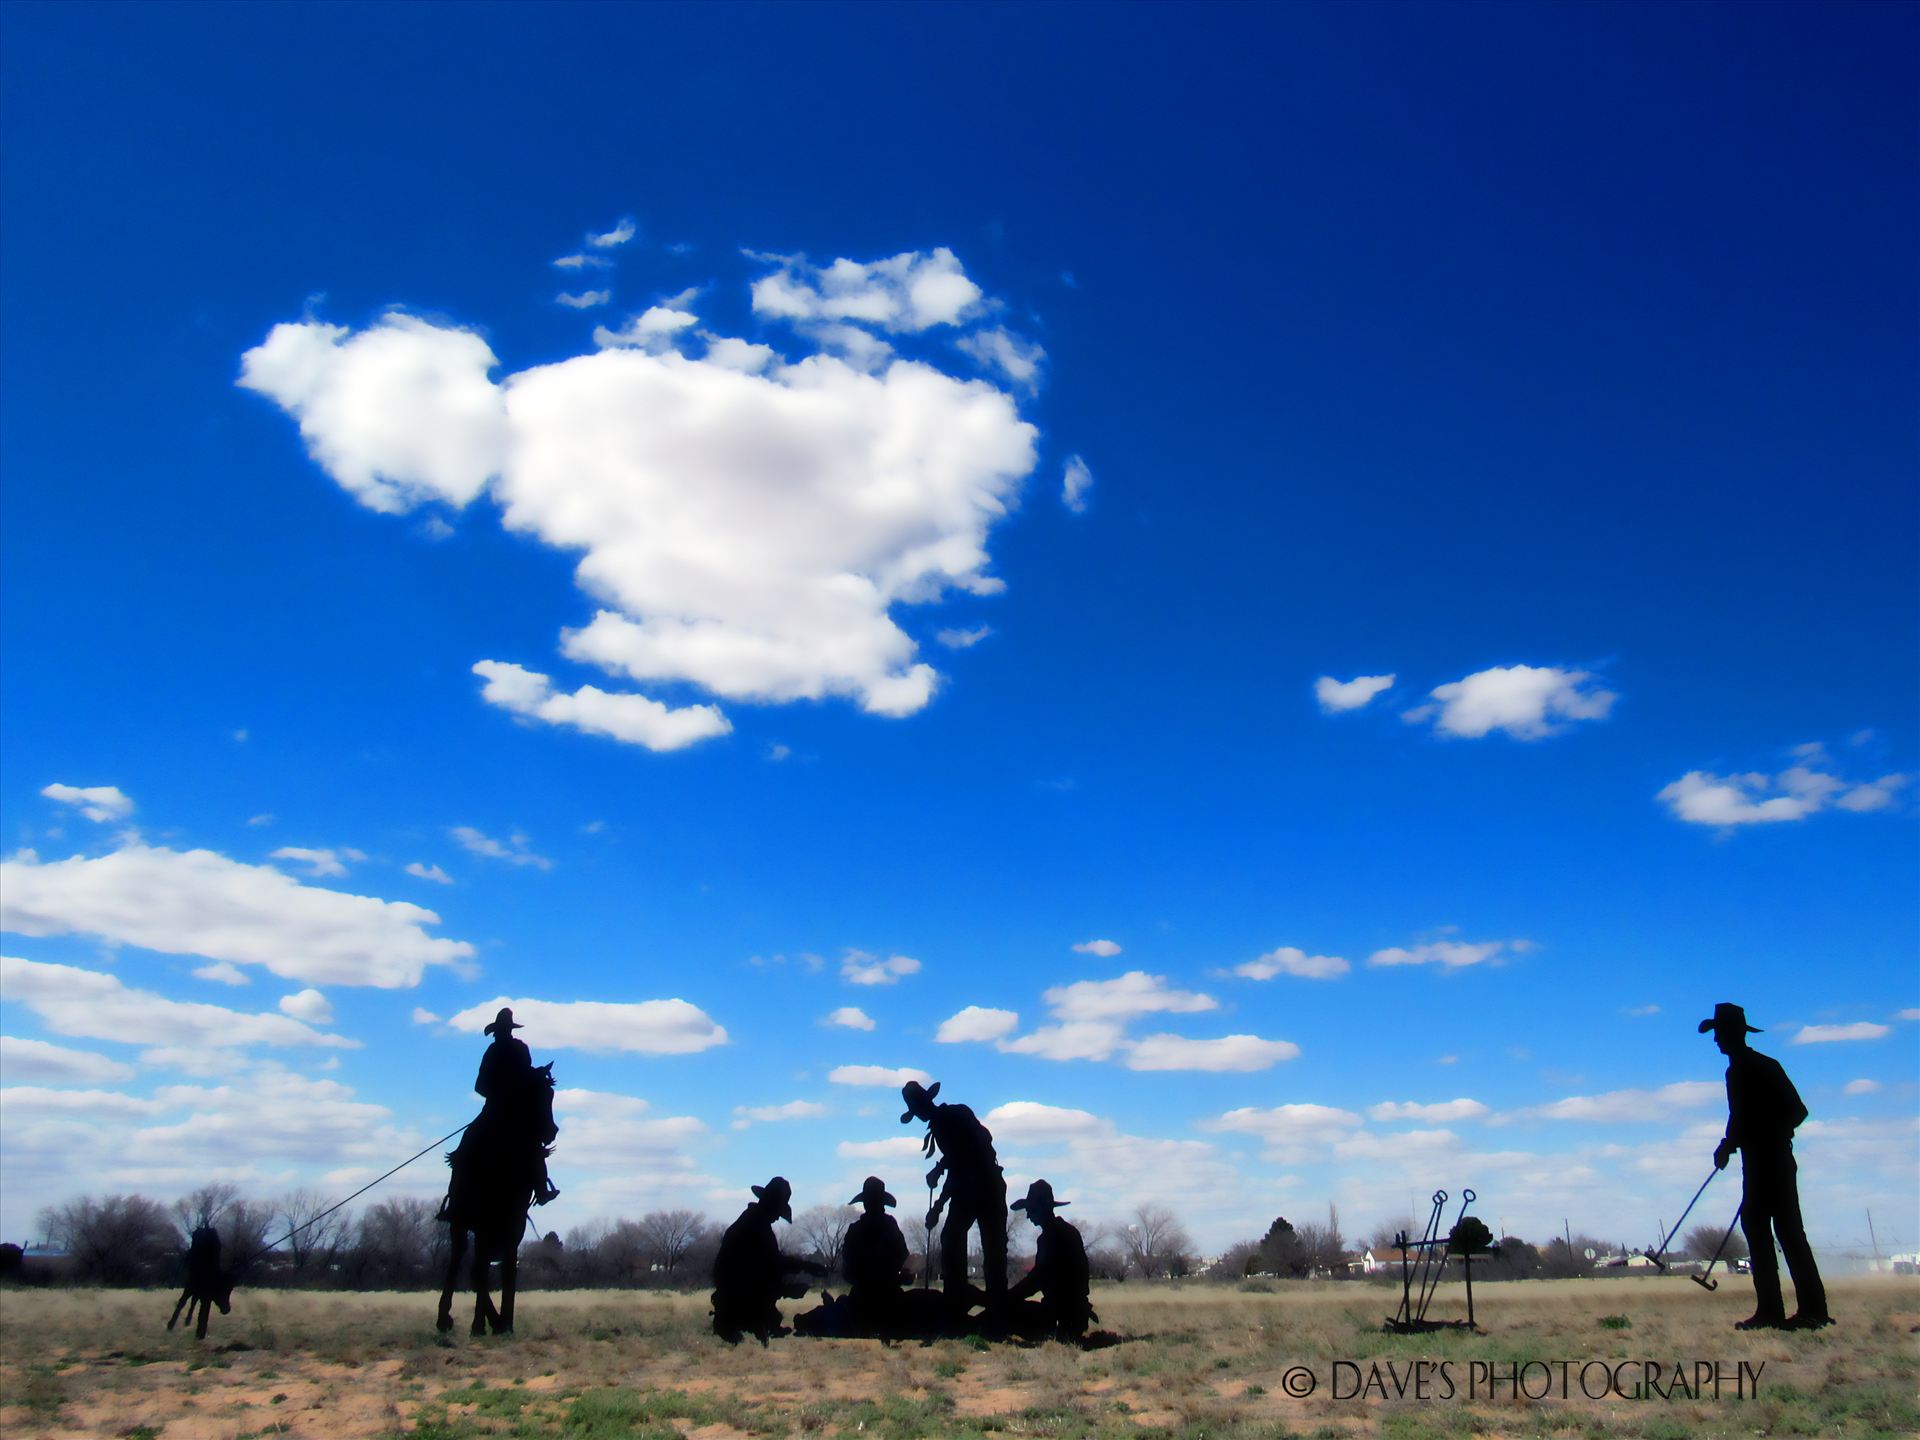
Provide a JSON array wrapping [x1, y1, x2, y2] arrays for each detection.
[[2, 1276, 1915, 1440]]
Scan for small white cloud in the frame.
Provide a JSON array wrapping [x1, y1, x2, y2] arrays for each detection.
[[1061, 454, 1093, 513], [766, 743, 792, 762], [997, 1020, 1129, 1062], [1205, 1103, 1363, 1160], [554, 253, 611, 270], [1, 955, 354, 1052], [0, 1035, 136, 1084], [1503, 1080, 1721, 1124], [556, 290, 612, 310], [449, 822, 554, 870], [701, 334, 777, 373], [247, 813, 274, 827], [750, 248, 982, 333], [935, 1006, 1019, 1043], [589, 218, 637, 249], [193, 961, 250, 987], [1125, 1033, 1299, 1071], [825, 1006, 875, 1032], [1367, 1098, 1490, 1124], [1234, 946, 1349, 981], [828, 1064, 931, 1087], [936, 625, 993, 650], [411, 1007, 440, 1025], [474, 660, 731, 753], [733, 1099, 828, 1125], [1842, 1079, 1880, 1095], [1793, 1022, 1891, 1045], [1403, 664, 1615, 740], [957, 327, 1045, 388], [233, 729, 249, 743], [1367, 938, 1520, 970], [1314, 675, 1394, 714], [1623, 1004, 1661, 1017], [835, 1136, 925, 1159], [1660, 763, 1912, 827], [40, 783, 134, 824], [1071, 939, 1121, 958], [841, 950, 921, 986], [271, 846, 350, 879], [1043, 971, 1215, 1022], [279, 988, 334, 1024], [1436, 1054, 1458, 1065], [446, 994, 728, 1054], [1897, 1009, 1920, 1022], [405, 861, 452, 884], [592, 305, 701, 351], [2, 842, 472, 988]]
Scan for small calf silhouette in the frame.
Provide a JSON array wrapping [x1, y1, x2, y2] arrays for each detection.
[[167, 1226, 233, 1339]]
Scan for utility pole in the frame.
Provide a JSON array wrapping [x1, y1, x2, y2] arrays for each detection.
[[1867, 1209, 1881, 1268]]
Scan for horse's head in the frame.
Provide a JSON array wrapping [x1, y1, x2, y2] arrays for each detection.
[[534, 1062, 559, 1144]]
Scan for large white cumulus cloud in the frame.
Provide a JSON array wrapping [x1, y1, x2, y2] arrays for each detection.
[[239, 249, 1040, 748]]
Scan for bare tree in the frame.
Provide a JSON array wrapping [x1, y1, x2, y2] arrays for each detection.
[[1208, 1239, 1262, 1279], [1079, 1221, 1130, 1282], [637, 1209, 711, 1278], [792, 1205, 852, 1274], [39, 1194, 177, 1284], [353, 1197, 442, 1283], [170, 1182, 243, 1242], [277, 1188, 349, 1273], [1684, 1223, 1749, 1264], [1123, 1203, 1194, 1279]]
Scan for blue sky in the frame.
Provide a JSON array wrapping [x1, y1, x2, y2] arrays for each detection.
[[2, 1, 1914, 1258]]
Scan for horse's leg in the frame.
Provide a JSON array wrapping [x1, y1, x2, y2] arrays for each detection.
[[472, 1235, 495, 1338], [194, 1296, 210, 1340], [168, 1288, 190, 1331], [437, 1227, 468, 1334], [496, 1236, 518, 1335]]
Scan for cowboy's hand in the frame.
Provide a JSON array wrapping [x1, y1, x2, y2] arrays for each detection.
[[925, 1207, 941, 1231], [925, 1165, 943, 1188], [1713, 1140, 1733, 1170]]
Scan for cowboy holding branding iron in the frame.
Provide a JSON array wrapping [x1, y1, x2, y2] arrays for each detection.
[[1702, 1001, 1830, 1330], [901, 1079, 1007, 1307]]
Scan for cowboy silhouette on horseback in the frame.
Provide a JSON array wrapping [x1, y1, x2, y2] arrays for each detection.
[[437, 1006, 559, 1335]]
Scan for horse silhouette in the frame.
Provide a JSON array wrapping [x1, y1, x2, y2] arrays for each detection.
[[436, 1061, 557, 1335]]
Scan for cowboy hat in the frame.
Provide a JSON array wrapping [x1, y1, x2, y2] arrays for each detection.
[[899, 1079, 941, 1123], [1011, 1178, 1069, 1212], [751, 1176, 794, 1221], [849, 1175, 897, 1208], [1697, 1002, 1761, 1035], [484, 1006, 524, 1035]]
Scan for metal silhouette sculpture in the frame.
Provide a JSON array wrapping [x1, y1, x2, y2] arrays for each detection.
[[795, 1174, 941, 1340], [900, 1079, 1007, 1315], [998, 1179, 1095, 1342], [1702, 1002, 1830, 1330], [437, 1007, 559, 1336], [711, 1176, 827, 1345], [166, 1225, 233, 1339], [1385, 1188, 1491, 1333]]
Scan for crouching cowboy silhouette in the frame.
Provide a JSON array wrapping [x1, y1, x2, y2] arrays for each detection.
[[711, 1177, 828, 1345], [999, 1180, 1095, 1343], [167, 1224, 233, 1339], [437, 1006, 559, 1335]]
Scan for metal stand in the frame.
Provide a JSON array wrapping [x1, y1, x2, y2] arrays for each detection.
[[1384, 1187, 1487, 1334]]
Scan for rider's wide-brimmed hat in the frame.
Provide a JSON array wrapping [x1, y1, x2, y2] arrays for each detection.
[[484, 1006, 524, 1035], [849, 1175, 897, 1208], [1011, 1178, 1069, 1213], [899, 1079, 941, 1123], [752, 1176, 794, 1221], [1697, 1002, 1761, 1035]]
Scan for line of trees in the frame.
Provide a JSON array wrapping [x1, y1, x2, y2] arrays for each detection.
[[25, 1184, 1728, 1291]]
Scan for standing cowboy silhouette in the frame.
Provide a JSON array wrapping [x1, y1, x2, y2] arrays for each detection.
[[1702, 1002, 1830, 1330], [900, 1079, 1007, 1308]]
